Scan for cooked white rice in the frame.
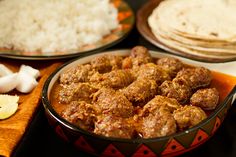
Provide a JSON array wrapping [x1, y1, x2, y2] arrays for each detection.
[[0, 0, 119, 54]]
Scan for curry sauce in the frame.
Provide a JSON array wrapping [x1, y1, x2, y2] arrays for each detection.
[[49, 46, 236, 139]]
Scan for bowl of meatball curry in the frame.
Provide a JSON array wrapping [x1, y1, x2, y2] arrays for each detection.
[[42, 46, 236, 157]]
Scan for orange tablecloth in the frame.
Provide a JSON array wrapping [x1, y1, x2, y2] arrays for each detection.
[[0, 59, 63, 157]]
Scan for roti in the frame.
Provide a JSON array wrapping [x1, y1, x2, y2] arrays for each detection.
[[148, 0, 236, 59]]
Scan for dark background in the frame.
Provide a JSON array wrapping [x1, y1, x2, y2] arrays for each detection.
[[12, 0, 236, 157]]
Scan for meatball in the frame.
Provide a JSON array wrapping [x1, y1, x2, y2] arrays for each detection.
[[176, 67, 212, 89], [139, 107, 176, 138], [159, 79, 192, 104], [122, 56, 133, 69], [93, 88, 134, 118], [190, 88, 219, 110], [138, 63, 171, 85], [156, 57, 184, 78], [59, 83, 98, 103], [94, 115, 134, 139], [130, 46, 152, 67], [141, 95, 182, 116], [121, 78, 158, 104], [91, 54, 122, 73], [60, 64, 94, 84], [173, 106, 207, 130], [61, 101, 97, 131], [90, 69, 135, 89]]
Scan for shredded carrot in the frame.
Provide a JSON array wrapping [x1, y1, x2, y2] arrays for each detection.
[[112, 0, 121, 8], [121, 24, 131, 30], [118, 11, 132, 22]]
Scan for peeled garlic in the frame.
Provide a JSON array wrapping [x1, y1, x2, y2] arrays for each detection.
[[0, 73, 18, 93], [19, 65, 40, 79], [0, 64, 13, 77], [0, 64, 39, 94], [16, 71, 38, 93], [0, 94, 19, 119]]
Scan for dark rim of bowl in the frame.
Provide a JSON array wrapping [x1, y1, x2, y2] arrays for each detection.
[[0, 0, 135, 60], [42, 52, 236, 143]]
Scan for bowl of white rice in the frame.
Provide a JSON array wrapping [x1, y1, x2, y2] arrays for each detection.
[[0, 0, 134, 59]]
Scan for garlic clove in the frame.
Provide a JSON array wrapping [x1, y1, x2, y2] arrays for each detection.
[[16, 71, 38, 93], [0, 94, 19, 120], [0, 73, 18, 93], [0, 64, 13, 77], [19, 65, 40, 79]]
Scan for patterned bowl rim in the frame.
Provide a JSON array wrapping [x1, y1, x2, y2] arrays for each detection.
[[42, 49, 236, 143]]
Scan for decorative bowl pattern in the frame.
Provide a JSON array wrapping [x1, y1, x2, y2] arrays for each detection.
[[42, 50, 236, 157]]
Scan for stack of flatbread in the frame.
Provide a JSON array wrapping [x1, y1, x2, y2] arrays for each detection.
[[148, 0, 236, 60]]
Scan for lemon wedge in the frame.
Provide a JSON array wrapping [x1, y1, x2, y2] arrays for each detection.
[[0, 94, 19, 120]]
